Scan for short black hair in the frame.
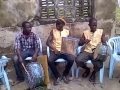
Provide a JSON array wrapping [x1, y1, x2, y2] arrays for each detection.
[[89, 17, 97, 24], [22, 21, 31, 27], [56, 19, 65, 26]]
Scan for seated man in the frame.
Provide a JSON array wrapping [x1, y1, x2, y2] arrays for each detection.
[[76, 18, 107, 82], [13, 21, 41, 82], [46, 19, 74, 85]]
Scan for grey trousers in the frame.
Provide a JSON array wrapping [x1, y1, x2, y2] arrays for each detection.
[[76, 51, 106, 72]]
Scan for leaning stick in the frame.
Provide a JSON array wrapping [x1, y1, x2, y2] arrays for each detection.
[[21, 63, 29, 76]]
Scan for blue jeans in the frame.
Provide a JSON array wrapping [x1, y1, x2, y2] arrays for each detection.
[[13, 49, 39, 81]]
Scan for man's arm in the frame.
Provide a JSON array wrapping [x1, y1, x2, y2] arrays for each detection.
[[101, 33, 107, 44], [93, 33, 108, 60], [78, 33, 91, 52], [101, 33, 109, 56], [79, 34, 90, 46], [46, 30, 59, 54], [79, 34, 85, 46], [15, 36, 23, 63], [33, 35, 41, 61], [16, 49, 23, 63]]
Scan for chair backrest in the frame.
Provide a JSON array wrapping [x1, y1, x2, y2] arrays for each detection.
[[38, 38, 42, 53], [47, 46, 50, 57], [0, 60, 8, 78], [108, 36, 120, 54]]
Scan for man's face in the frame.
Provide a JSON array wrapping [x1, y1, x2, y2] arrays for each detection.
[[23, 23, 32, 35], [56, 23, 64, 31], [89, 20, 97, 32]]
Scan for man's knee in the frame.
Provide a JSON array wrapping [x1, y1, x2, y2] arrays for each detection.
[[75, 57, 85, 67], [66, 55, 74, 64], [48, 57, 55, 64], [13, 55, 19, 63], [68, 59, 74, 66], [48, 60, 54, 64], [76, 55, 84, 64], [93, 63, 103, 72], [75, 56, 80, 64]]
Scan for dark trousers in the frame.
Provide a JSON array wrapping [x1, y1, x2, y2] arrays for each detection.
[[76, 51, 105, 72], [48, 50, 74, 79], [13, 49, 35, 80]]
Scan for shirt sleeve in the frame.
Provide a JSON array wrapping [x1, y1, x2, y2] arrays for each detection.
[[15, 35, 21, 49]]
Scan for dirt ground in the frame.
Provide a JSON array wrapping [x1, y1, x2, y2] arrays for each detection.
[[1, 60, 120, 90]]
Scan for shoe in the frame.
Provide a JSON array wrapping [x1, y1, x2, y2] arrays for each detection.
[[17, 77, 24, 82], [89, 72, 96, 82], [62, 76, 70, 84], [53, 78, 61, 86], [26, 88, 30, 90], [82, 69, 90, 78]]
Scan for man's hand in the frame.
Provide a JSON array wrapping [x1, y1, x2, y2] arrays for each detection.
[[54, 50, 60, 54], [85, 39, 90, 44], [32, 54, 37, 62], [81, 45, 86, 52]]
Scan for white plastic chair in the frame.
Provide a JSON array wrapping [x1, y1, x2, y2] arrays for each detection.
[[108, 36, 120, 79], [76, 46, 105, 84], [47, 46, 75, 78], [0, 58, 10, 90]]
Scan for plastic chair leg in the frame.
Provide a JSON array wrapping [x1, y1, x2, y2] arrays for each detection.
[[3, 71, 10, 90], [99, 65, 104, 83], [71, 67, 75, 78], [71, 61, 77, 78], [76, 67, 80, 78], [109, 56, 115, 79]]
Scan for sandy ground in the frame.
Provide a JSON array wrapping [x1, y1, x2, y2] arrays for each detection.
[[1, 62, 120, 90]]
